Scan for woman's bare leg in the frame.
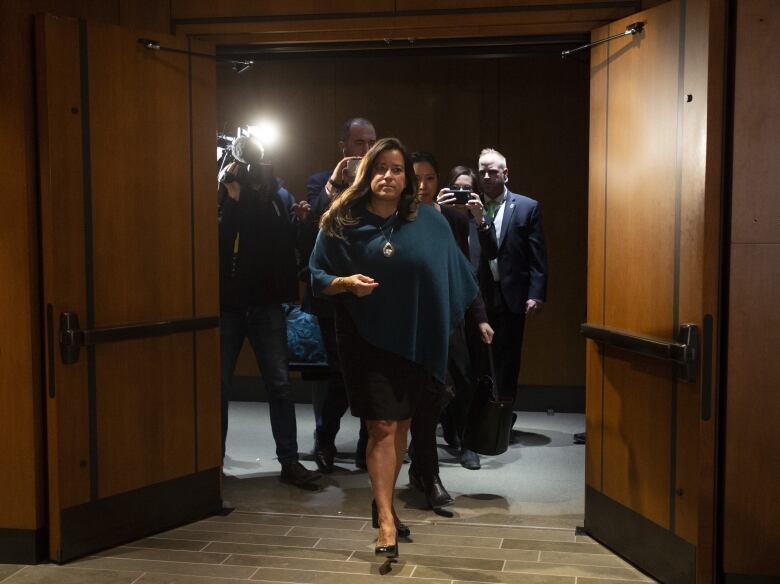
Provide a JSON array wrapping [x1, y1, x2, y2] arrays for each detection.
[[366, 420, 398, 546]]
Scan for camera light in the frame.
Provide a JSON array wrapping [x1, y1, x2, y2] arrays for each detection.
[[247, 120, 280, 148]]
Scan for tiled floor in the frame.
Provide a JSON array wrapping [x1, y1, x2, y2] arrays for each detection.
[[0, 511, 653, 584]]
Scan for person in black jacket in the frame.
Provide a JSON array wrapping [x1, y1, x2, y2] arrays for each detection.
[[219, 145, 321, 487], [301, 118, 376, 473]]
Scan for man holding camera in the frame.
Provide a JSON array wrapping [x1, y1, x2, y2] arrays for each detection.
[[301, 117, 376, 473], [218, 137, 320, 487]]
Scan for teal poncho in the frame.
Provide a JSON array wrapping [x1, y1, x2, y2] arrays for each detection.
[[309, 204, 478, 383]]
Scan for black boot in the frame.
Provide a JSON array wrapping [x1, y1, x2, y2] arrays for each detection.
[[423, 475, 454, 509]]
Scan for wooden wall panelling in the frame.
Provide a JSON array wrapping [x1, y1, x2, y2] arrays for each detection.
[[190, 39, 222, 471], [176, 9, 635, 44], [722, 0, 780, 576], [171, 0, 395, 20], [0, 5, 47, 536], [119, 0, 172, 33], [723, 244, 780, 575], [601, 1, 681, 526], [503, 54, 589, 387], [585, 26, 609, 491], [730, 0, 780, 245], [172, 0, 626, 20]]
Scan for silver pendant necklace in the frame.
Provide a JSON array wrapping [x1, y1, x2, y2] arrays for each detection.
[[373, 210, 398, 258]]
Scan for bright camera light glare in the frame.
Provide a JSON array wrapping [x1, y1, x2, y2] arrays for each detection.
[[247, 120, 280, 147]]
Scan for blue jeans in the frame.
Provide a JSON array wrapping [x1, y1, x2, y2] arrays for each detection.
[[220, 305, 298, 464]]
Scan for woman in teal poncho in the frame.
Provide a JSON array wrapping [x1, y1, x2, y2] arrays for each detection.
[[309, 138, 477, 558]]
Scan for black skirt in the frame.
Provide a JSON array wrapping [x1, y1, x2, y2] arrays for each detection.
[[334, 303, 432, 420]]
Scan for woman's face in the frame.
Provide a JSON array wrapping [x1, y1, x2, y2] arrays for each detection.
[[370, 149, 406, 203], [414, 161, 439, 205], [452, 174, 475, 192]]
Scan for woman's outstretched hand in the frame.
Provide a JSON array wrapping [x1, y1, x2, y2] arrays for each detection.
[[332, 274, 379, 297]]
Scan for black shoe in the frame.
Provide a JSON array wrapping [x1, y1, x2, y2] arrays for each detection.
[[460, 448, 481, 470], [313, 439, 336, 474], [280, 462, 321, 486], [424, 475, 454, 509], [573, 432, 586, 445], [371, 499, 411, 538], [375, 536, 399, 558]]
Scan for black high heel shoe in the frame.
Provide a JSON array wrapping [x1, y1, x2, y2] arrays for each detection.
[[374, 536, 399, 558], [371, 500, 411, 538]]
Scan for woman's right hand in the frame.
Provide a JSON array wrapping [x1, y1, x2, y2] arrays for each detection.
[[436, 188, 457, 206], [336, 274, 379, 297]]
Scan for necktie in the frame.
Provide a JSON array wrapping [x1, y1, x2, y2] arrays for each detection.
[[486, 199, 498, 221]]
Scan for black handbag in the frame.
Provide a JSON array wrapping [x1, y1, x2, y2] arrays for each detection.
[[463, 345, 515, 456]]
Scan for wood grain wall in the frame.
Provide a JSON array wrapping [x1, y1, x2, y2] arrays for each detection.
[[218, 52, 589, 388], [722, 0, 780, 576], [0, 0, 171, 539]]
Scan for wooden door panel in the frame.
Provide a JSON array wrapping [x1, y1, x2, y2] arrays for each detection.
[[603, 351, 673, 527], [584, 2, 701, 582], [36, 15, 92, 518], [36, 13, 220, 562], [96, 335, 196, 498], [88, 26, 193, 325]]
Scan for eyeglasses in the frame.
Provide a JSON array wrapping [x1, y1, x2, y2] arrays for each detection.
[[479, 169, 502, 178]]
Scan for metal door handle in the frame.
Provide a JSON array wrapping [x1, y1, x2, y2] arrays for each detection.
[[59, 312, 219, 364], [581, 323, 699, 383]]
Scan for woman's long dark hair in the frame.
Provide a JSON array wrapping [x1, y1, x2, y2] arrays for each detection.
[[320, 137, 419, 239], [446, 165, 479, 190]]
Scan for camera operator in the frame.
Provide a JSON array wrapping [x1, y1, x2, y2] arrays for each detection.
[[218, 137, 320, 487]]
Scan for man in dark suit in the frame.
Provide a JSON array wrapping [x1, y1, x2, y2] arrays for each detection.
[[467, 147, 548, 468], [302, 118, 376, 473]]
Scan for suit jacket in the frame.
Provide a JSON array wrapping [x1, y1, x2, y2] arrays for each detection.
[[470, 190, 548, 314]]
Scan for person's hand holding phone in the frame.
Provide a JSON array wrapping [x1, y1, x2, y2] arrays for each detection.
[[436, 187, 471, 207], [328, 156, 362, 198], [465, 192, 485, 223]]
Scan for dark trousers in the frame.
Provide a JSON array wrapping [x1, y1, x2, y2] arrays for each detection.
[[478, 288, 526, 403], [409, 381, 445, 480], [445, 325, 476, 441], [220, 305, 299, 464], [313, 316, 368, 453]]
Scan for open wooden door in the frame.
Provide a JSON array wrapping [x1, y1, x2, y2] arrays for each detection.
[[36, 13, 221, 562], [584, 0, 722, 582]]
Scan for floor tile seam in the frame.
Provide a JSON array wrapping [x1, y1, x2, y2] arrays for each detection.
[[155, 536, 320, 548], [321, 542, 607, 558], [228, 511, 576, 532], [499, 566, 652, 582], [201, 521, 369, 532], [225, 549, 355, 562], [129, 572, 147, 584], [504, 559, 640, 571], [0, 566, 28, 583], [323, 539, 531, 552], [91, 553, 233, 566], [344, 548, 533, 563]]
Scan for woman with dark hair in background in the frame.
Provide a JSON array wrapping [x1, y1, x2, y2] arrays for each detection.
[[436, 165, 498, 470], [309, 138, 478, 558], [411, 155, 496, 496]]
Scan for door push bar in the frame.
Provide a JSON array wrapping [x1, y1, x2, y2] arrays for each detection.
[[59, 312, 220, 365], [580, 323, 699, 383]]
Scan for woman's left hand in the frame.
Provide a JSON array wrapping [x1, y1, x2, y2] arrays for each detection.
[[466, 193, 485, 222], [478, 322, 494, 344]]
